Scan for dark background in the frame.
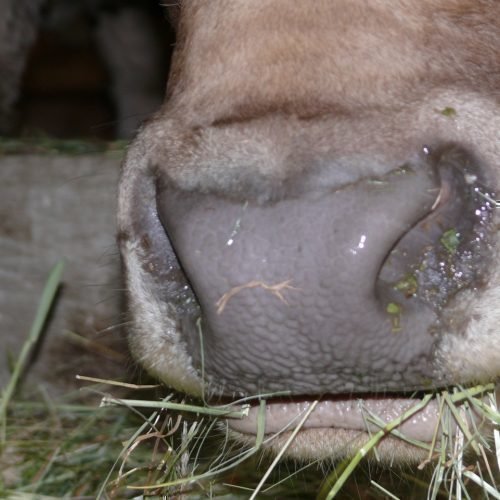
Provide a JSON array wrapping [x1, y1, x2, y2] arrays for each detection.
[[13, 0, 174, 139]]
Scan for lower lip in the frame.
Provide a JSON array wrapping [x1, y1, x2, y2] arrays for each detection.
[[226, 393, 487, 443]]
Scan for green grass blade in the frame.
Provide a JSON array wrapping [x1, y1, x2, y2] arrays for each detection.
[[0, 261, 64, 445]]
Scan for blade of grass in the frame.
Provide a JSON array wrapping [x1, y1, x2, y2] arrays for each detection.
[[127, 398, 269, 491], [249, 400, 319, 499], [442, 391, 479, 455], [0, 261, 64, 444], [322, 393, 434, 499], [96, 408, 164, 498], [100, 396, 248, 419], [370, 479, 400, 500], [462, 470, 500, 499], [76, 374, 159, 389], [489, 392, 500, 474]]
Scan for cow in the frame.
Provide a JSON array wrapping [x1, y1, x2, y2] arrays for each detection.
[[118, 0, 499, 464]]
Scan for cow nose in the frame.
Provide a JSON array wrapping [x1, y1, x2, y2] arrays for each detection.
[[155, 146, 494, 396]]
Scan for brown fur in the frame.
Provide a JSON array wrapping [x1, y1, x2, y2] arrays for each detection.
[[166, 1, 498, 123], [138, 0, 499, 201]]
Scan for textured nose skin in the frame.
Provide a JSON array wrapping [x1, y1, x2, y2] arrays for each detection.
[[157, 148, 493, 396]]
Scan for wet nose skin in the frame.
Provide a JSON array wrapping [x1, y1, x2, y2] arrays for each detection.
[[156, 146, 495, 396]]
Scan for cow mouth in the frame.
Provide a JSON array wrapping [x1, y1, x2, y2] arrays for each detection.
[[225, 386, 496, 445]]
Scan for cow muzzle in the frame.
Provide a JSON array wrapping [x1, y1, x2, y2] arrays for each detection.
[[152, 145, 495, 396]]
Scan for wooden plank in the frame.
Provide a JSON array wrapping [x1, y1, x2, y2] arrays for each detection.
[[0, 151, 128, 394]]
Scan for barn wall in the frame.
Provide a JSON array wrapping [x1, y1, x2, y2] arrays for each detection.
[[0, 151, 128, 394]]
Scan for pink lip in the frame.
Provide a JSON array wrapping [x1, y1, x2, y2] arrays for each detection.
[[227, 394, 491, 443]]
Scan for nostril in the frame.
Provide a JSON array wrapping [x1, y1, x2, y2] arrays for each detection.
[[377, 146, 495, 314]]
